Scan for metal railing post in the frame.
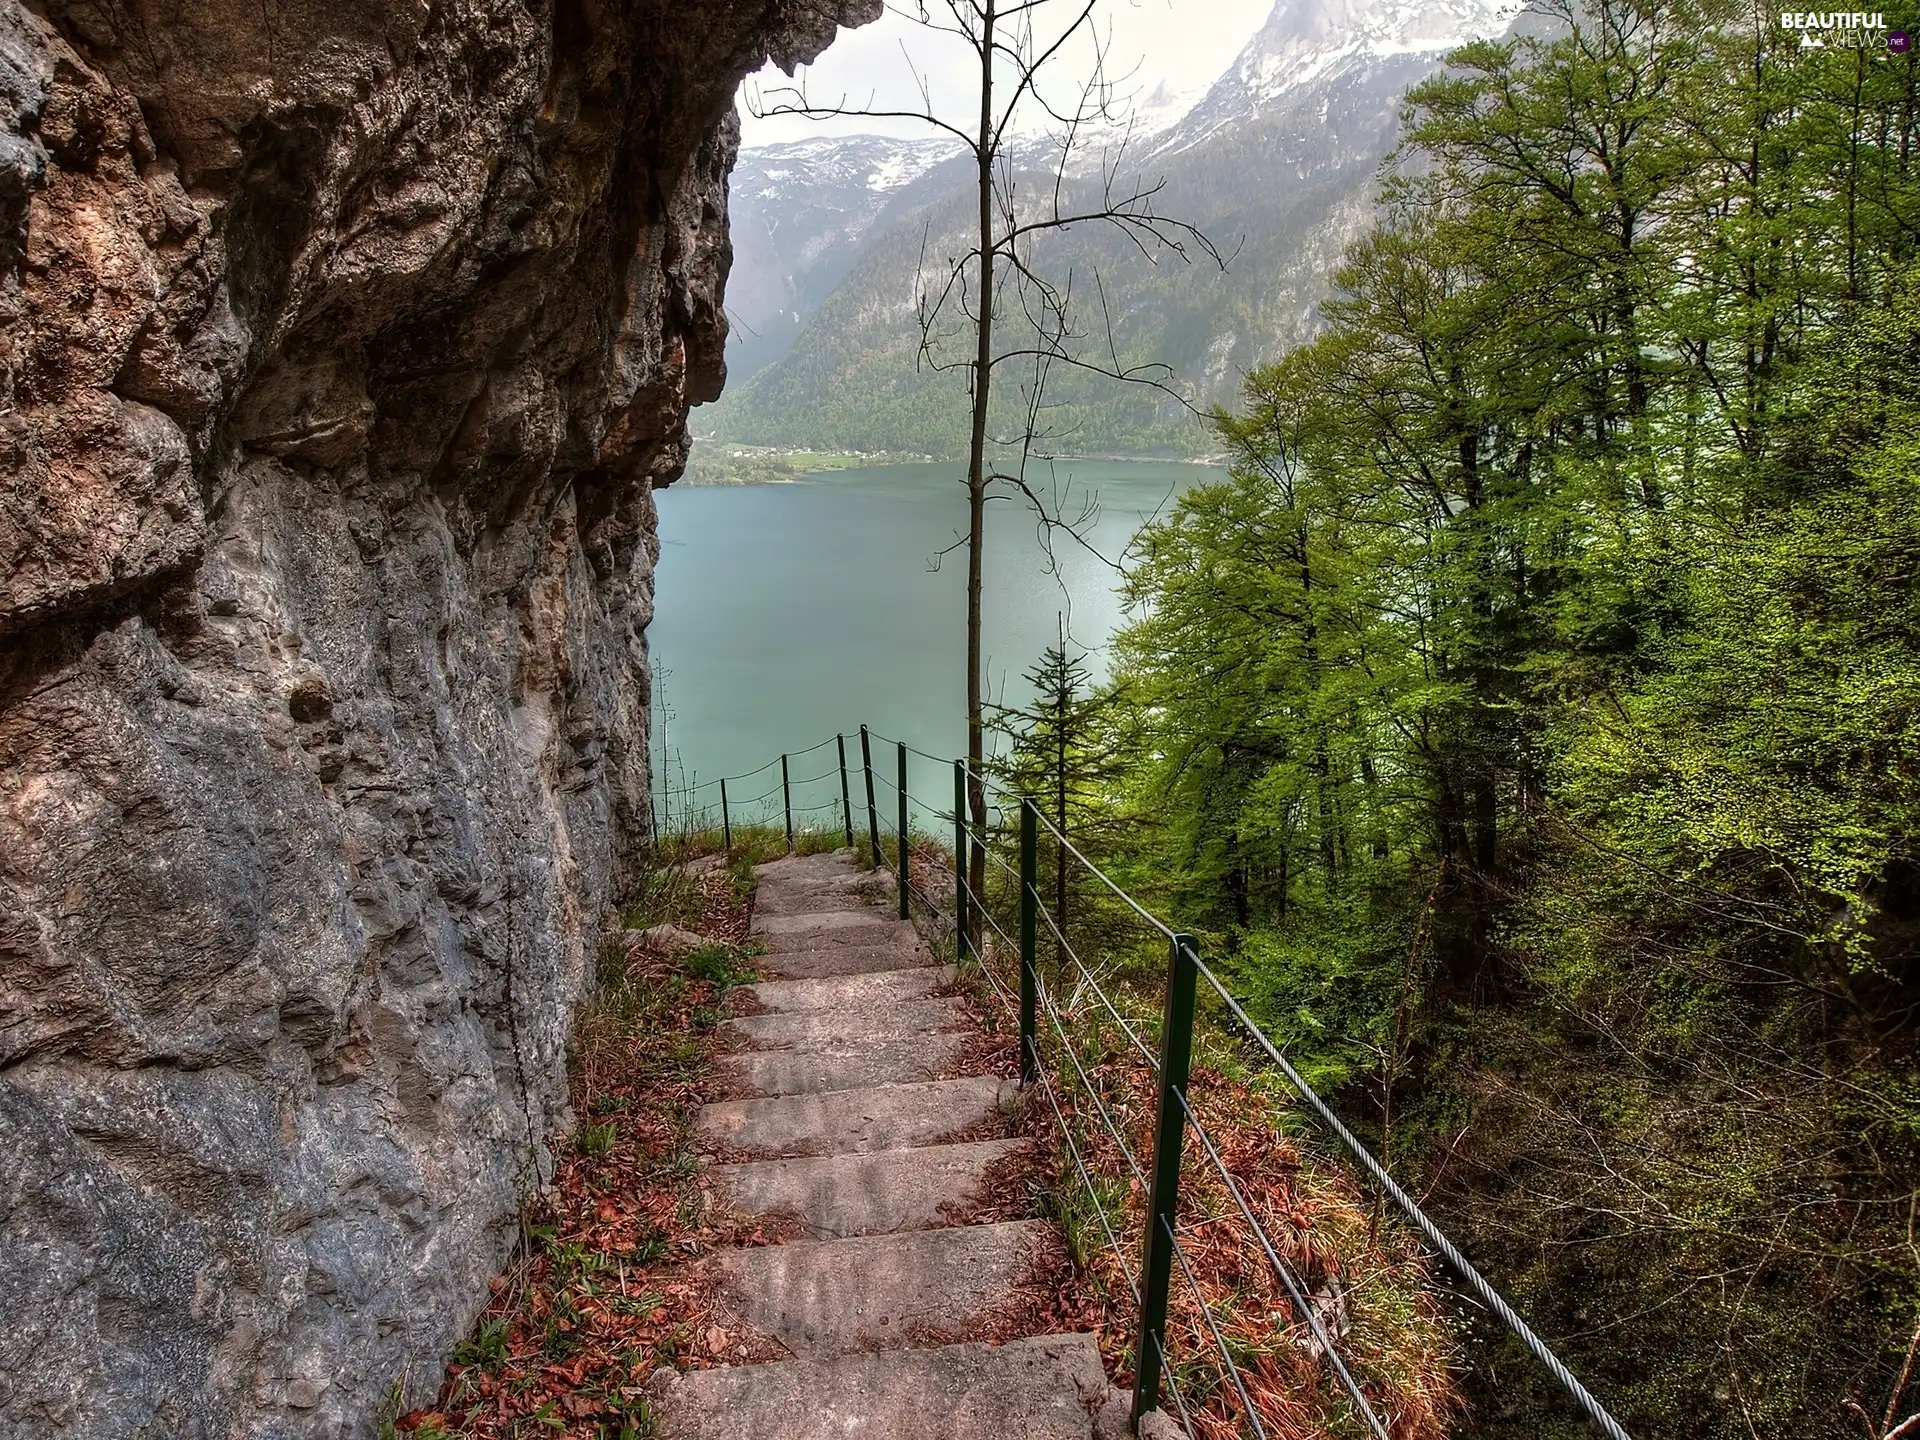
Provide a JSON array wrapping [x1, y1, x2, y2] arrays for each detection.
[[1019, 797, 1038, 1087], [837, 734, 854, 848], [720, 778, 732, 852], [897, 743, 910, 920], [860, 725, 881, 870], [953, 760, 970, 963], [781, 754, 793, 853], [1132, 931, 1199, 1425]]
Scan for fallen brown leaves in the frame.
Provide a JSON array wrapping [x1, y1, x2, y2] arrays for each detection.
[[895, 848, 1461, 1437], [402, 861, 770, 1440], [1019, 1003, 1462, 1440]]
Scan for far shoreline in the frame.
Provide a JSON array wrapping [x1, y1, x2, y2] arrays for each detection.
[[678, 441, 1228, 487]]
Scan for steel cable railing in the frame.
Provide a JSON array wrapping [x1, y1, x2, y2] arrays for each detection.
[[660, 733, 874, 846], [1189, 953, 1631, 1440], [658, 732, 840, 798], [853, 740, 1388, 1434], [947, 755, 1178, 941], [1026, 1041, 1209, 1432], [786, 764, 845, 788], [1172, 1087, 1392, 1439], [665, 728, 1636, 1440], [864, 729, 954, 770], [1161, 1212, 1270, 1440], [950, 851, 1277, 1440], [935, 831, 1206, 1431], [967, 906, 1023, 1014], [1036, 980, 1151, 1191], [1033, 900, 1161, 1071]]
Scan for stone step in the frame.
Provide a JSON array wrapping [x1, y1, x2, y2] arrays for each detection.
[[752, 858, 898, 917], [716, 1029, 969, 1097], [738, 965, 955, 1016], [668, 847, 1126, 1438], [710, 1140, 1023, 1237], [649, 1333, 1115, 1439], [699, 1076, 1012, 1158], [752, 849, 863, 879], [724, 996, 967, 1050], [714, 1219, 1048, 1356], [757, 942, 932, 980], [750, 912, 920, 952]]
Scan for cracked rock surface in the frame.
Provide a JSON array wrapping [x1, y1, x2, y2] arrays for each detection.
[[0, 1, 877, 1434]]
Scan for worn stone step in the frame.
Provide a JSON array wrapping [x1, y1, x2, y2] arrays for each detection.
[[753, 854, 898, 916], [752, 849, 863, 879], [724, 996, 967, 1050], [649, 1332, 1114, 1439], [699, 1076, 1012, 1158], [750, 912, 920, 952], [717, 1029, 969, 1097], [757, 941, 932, 980], [671, 846, 1124, 1436], [715, 1219, 1047, 1356], [738, 965, 955, 1016], [710, 1139, 1022, 1238]]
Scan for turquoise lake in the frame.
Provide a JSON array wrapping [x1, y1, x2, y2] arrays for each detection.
[[648, 458, 1218, 831]]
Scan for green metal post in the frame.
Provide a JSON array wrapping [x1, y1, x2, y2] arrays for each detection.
[[1132, 931, 1199, 1425], [953, 760, 970, 963], [860, 725, 881, 870], [720, 778, 732, 852], [896, 742, 910, 920], [781, 754, 793, 853], [837, 734, 854, 848], [1019, 797, 1038, 1087]]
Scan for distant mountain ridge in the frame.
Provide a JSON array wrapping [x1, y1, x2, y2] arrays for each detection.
[[710, 0, 1516, 455], [722, 134, 967, 382]]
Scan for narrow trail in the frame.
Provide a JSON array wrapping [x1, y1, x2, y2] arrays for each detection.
[[649, 849, 1136, 1438]]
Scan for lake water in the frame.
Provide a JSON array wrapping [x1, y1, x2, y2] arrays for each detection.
[[648, 459, 1216, 830]]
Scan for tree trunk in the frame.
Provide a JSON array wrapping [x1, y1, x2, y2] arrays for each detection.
[[964, 0, 996, 951]]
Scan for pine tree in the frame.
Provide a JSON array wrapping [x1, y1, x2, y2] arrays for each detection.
[[987, 637, 1133, 962]]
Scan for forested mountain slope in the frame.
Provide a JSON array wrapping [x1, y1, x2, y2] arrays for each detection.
[[708, 0, 1516, 454], [723, 135, 967, 383]]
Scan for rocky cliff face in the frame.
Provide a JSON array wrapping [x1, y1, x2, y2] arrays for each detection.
[[0, 1, 876, 1433]]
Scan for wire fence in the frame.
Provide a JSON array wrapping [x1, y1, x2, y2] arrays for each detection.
[[656, 728, 1635, 1440]]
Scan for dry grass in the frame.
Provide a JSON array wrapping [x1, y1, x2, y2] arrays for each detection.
[[915, 842, 1464, 1440], [1012, 981, 1462, 1440]]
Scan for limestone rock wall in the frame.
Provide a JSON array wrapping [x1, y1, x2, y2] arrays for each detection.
[[0, 1, 876, 1433]]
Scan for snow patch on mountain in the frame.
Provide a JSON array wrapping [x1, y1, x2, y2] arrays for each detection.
[[717, 0, 1528, 410], [1153, 0, 1516, 155]]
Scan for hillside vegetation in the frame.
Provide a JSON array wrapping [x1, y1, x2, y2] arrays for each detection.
[[997, 6, 1920, 1436]]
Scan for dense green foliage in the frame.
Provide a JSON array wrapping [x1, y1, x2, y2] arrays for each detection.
[[1014, 4, 1920, 1435], [985, 643, 1139, 959]]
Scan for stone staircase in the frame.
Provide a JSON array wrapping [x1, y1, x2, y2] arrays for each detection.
[[649, 849, 1129, 1439]]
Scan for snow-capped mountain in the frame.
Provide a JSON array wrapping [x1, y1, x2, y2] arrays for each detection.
[[1220, 0, 1514, 97], [725, 135, 966, 381], [1155, 0, 1515, 153], [715, 0, 1520, 443]]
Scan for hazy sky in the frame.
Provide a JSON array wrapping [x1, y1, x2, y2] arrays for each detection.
[[738, 0, 1276, 147]]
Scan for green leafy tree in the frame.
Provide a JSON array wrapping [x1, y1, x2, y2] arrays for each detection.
[[1092, 2, 1920, 1432]]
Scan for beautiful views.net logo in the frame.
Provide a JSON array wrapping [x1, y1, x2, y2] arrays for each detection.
[[1779, 11, 1910, 47]]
